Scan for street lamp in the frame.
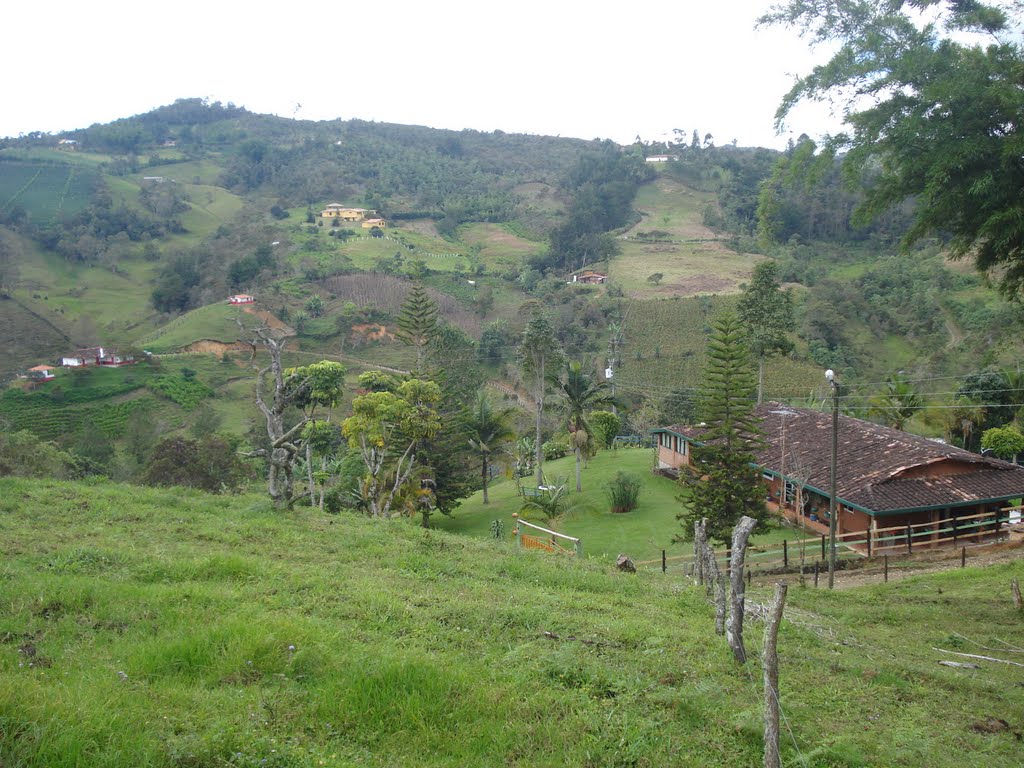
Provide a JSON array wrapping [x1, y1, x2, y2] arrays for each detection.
[[825, 369, 839, 588]]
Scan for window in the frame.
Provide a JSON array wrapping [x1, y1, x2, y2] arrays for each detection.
[[784, 479, 796, 504]]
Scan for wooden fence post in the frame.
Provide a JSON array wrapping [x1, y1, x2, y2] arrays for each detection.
[[866, 529, 872, 559], [813, 562, 819, 588], [703, 539, 727, 636], [662, 549, 667, 574], [906, 525, 913, 555], [884, 554, 888, 583], [961, 546, 966, 568], [952, 512, 958, 545], [783, 539, 788, 568], [694, 520, 705, 587], [727, 516, 758, 664], [763, 582, 788, 768], [820, 534, 826, 561]]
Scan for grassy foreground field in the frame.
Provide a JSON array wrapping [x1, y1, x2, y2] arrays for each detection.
[[2, 478, 1024, 767]]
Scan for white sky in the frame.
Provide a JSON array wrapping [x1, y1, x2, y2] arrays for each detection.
[[2, 0, 842, 149]]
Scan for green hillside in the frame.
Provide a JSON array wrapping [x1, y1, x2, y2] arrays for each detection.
[[137, 302, 255, 352], [2, 477, 1023, 767], [614, 177, 756, 298]]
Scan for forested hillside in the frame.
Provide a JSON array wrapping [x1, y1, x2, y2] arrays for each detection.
[[2, 98, 1024, 493]]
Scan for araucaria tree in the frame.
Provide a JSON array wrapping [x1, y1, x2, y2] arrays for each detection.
[[761, 0, 1024, 297], [678, 311, 768, 546], [737, 260, 794, 404], [395, 283, 440, 373], [341, 373, 441, 519], [517, 306, 564, 486], [246, 325, 345, 508], [467, 389, 517, 504], [552, 361, 617, 492]]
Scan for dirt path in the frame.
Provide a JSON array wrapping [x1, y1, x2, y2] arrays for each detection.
[[939, 302, 965, 347]]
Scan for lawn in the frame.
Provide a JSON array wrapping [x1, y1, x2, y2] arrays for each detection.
[[437, 448, 799, 564], [2, 477, 1023, 767]]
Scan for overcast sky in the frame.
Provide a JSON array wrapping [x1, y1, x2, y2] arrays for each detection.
[[3, 0, 841, 149]]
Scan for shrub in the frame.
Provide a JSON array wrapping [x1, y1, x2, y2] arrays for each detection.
[[606, 471, 641, 514], [142, 435, 251, 493], [589, 411, 622, 450], [542, 439, 570, 461]]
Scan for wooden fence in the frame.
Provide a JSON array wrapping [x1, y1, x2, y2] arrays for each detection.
[[638, 505, 1023, 575], [514, 518, 582, 557]]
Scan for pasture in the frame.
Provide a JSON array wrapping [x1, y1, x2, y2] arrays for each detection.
[[2, 477, 1023, 767], [612, 177, 761, 298]]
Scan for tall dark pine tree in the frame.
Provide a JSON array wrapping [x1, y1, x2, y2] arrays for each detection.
[[737, 261, 794, 405], [395, 283, 439, 373], [678, 311, 768, 546]]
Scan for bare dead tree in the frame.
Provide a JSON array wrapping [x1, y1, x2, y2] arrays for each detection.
[[244, 325, 305, 507], [727, 515, 758, 663], [696, 520, 729, 638], [763, 582, 788, 768]]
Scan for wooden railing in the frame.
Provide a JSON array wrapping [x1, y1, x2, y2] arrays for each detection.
[[514, 518, 582, 557], [637, 504, 1023, 572]]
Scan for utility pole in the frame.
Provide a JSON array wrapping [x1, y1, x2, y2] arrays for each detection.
[[607, 321, 624, 415], [826, 369, 839, 589]]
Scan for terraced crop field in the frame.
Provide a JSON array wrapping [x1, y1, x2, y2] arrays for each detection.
[[0, 388, 157, 441], [0, 161, 97, 221]]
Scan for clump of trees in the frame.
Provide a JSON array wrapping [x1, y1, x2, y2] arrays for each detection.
[[142, 434, 251, 492], [341, 373, 441, 520], [761, 0, 1024, 297]]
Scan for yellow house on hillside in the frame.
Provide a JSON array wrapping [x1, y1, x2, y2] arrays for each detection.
[[361, 217, 387, 229], [320, 203, 375, 221]]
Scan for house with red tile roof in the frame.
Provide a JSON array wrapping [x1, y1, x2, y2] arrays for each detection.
[[654, 403, 1024, 546]]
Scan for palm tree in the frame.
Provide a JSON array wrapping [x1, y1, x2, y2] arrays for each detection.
[[1002, 365, 1024, 423], [518, 476, 584, 529], [868, 374, 923, 431], [466, 389, 517, 504], [552, 361, 617, 492]]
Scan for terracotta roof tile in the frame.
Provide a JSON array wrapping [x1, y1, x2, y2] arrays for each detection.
[[656, 404, 1024, 513]]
